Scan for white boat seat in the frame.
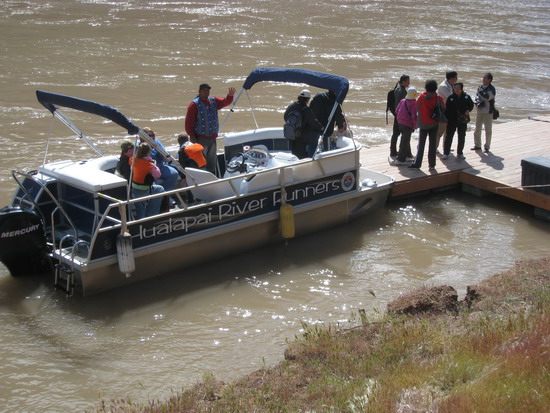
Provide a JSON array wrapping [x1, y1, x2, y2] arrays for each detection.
[[184, 168, 237, 202]]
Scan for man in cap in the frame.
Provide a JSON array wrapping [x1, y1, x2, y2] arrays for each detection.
[[283, 89, 323, 159], [185, 83, 236, 175]]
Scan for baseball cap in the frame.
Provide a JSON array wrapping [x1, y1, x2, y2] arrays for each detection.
[[299, 89, 311, 99], [199, 83, 211, 91]]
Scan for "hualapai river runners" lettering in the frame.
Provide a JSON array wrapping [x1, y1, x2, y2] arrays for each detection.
[[135, 179, 343, 240]]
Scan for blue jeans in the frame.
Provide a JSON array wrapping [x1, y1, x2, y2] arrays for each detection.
[[158, 163, 179, 191], [132, 184, 165, 220]]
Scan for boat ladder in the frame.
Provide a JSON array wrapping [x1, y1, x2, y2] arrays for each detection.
[[54, 262, 74, 297], [53, 235, 89, 297]]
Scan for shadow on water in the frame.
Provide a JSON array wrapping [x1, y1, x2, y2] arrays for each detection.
[[47, 207, 394, 320], [3, 191, 547, 322]]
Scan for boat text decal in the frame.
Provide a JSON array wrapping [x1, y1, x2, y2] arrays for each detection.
[[90, 171, 356, 259]]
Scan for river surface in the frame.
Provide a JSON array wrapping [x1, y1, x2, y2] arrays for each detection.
[[1, 0, 550, 411]]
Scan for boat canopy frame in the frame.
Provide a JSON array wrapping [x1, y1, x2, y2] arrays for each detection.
[[34, 90, 197, 186], [220, 68, 351, 156]]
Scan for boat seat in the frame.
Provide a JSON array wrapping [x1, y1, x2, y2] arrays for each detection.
[[184, 168, 237, 202]]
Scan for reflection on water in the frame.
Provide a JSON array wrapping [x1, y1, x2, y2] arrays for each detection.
[[1, 192, 549, 410], [1, 0, 550, 410]]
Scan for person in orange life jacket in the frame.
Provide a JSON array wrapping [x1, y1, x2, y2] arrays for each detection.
[[141, 127, 179, 191], [115, 139, 134, 181], [130, 142, 165, 219], [409, 79, 445, 171], [390, 87, 418, 165], [177, 133, 207, 171], [177, 133, 206, 204], [185, 83, 235, 176], [442, 82, 474, 160]]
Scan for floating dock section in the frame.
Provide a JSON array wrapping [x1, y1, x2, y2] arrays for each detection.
[[361, 115, 550, 218]]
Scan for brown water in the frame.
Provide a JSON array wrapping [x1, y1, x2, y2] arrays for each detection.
[[1, 0, 550, 410]]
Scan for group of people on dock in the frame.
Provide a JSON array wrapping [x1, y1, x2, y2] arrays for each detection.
[[388, 72, 497, 171]]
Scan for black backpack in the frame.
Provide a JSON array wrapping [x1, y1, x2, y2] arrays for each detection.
[[385, 84, 398, 124], [283, 107, 305, 140]]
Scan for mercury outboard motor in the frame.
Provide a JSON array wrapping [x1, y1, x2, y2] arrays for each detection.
[[0, 206, 50, 276]]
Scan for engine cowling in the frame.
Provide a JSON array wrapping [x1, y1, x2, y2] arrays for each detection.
[[0, 206, 49, 276]]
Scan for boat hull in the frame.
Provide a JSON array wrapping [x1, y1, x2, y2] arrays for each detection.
[[63, 168, 392, 295]]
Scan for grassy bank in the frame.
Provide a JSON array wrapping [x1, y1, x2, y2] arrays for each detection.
[[94, 257, 550, 412]]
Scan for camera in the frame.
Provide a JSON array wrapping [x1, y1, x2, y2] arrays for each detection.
[[475, 99, 485, 108]]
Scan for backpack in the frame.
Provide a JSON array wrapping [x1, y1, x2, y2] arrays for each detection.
[[385, 84, 398, 124], [283, 107, 305, 140]]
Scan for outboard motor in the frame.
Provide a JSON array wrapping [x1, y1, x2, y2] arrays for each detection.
[[0, 206, 50, 276]]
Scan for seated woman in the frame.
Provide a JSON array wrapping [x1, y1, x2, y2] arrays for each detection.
[[142, 127, 179, 191], [130, 143, 165, 219]]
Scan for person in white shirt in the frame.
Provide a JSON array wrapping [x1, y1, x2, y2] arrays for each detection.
[[436, 71, 458, 151]]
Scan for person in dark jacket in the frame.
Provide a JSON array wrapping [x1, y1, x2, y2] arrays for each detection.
[[443, 82, 474, 160], [116, 139, 134, 181], [389, 75, 411, 158], [309, 90, 347, 156], [283, 89, 323, 159]]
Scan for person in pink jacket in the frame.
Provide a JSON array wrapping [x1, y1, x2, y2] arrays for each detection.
[[390, 87, 418, 165]]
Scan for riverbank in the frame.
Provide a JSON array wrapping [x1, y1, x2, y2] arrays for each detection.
[[92, 257, 550, 412]]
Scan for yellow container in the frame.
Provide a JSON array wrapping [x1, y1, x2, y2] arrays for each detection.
[[279, 204, 295, 239]]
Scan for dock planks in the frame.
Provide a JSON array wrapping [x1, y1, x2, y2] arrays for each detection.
[[360, 115, 550, 210]]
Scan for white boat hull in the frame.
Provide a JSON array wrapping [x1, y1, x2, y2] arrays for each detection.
[[61, 168, 392, 295]]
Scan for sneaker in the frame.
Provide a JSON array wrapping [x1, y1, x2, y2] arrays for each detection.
[[442, 154, 449, 160], [428, 166, 436, 171], [470, 146, 481, 151], [390, 159, 407, 166], [457, 154, 466, 160], [406, 156, 415, 161]]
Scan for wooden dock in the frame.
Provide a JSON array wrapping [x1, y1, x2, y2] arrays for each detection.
[[360, 115, 550, 212]]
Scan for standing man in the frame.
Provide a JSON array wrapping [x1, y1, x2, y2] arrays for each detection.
[[389, 75, 410, 159], [185, 83, 235, 175], [436, 71, 458, 151], [472, 73, 496, 153], [283, 89, 323, 159], [309, 89, 347, 156]]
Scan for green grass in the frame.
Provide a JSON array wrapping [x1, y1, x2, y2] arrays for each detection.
[[91, 257, 550, 413]]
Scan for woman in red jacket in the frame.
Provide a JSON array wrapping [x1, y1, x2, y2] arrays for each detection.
[[409, 79, 445, 171]]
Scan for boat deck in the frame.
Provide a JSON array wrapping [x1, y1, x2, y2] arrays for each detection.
[[360, 115, 550, 211]]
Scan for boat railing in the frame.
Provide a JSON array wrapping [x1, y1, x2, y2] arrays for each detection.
[[83, 146, 362, 262], [11, 170, 79, 244]]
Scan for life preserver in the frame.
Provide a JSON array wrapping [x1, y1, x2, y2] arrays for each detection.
[[131, 157, 155, 188], [184, 143, 207, 168]]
